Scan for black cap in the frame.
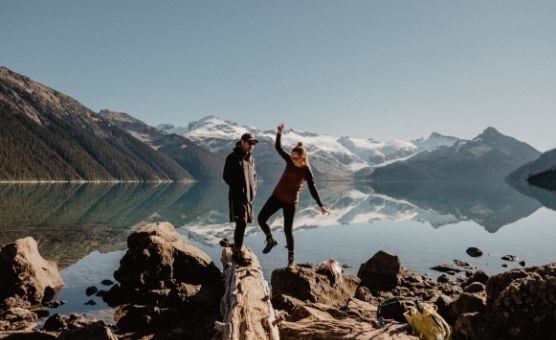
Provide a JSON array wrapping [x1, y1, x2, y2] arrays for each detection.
[[240, 133, 259, 145]]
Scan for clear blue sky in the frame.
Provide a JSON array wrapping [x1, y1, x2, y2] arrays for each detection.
[[1, 1, 555, 150]]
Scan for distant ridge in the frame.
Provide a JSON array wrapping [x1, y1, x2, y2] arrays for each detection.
[[366, 127, 540, 181], [99, 109, 222, 181], [0, 66, 192, 181]]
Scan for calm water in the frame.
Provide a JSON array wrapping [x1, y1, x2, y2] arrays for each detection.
[[1, 180, 555, 322]]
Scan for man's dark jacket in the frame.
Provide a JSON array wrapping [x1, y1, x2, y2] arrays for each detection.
[[223, 143, 257, 222]]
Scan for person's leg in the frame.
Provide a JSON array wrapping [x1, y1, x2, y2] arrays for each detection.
[[257, 196, 282, 238], [233, 218, 247, 250], [283, 203, 296, 266]]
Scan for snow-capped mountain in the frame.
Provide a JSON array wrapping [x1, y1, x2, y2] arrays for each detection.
[[158, 115, 458, 180]]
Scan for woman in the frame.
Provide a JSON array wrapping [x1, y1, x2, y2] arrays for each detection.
[[258, 123, 331, 268]]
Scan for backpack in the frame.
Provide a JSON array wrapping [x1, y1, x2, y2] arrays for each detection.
[[404, 301, 452, 340]]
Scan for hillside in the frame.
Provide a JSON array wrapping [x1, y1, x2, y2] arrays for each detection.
[[0, 66, 191, 181]]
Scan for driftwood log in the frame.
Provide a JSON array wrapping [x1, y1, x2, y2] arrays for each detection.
[[215, 246, 280, 340]]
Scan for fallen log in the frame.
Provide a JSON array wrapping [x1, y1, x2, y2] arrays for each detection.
[[216, 245, 280, 340]]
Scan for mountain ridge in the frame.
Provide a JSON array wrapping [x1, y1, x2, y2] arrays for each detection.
[[0, 66, 192, 182]]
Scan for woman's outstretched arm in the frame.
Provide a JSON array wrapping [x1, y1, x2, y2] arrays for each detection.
[[275, 123, 291, 162], [305, 168, 324, 207]]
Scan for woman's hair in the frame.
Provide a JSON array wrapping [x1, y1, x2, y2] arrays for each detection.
[[291, 142, 310, 167]]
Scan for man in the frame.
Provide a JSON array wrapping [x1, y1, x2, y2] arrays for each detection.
[[223, 132, 258, 265]]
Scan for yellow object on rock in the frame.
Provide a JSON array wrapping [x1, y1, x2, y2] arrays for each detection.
[[404, 302, 452, 340]]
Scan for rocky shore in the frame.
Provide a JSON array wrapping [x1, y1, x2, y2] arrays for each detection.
[[1, 222, 555, 339]]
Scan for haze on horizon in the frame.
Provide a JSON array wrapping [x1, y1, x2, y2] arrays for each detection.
[[1, 1, 555, 151]]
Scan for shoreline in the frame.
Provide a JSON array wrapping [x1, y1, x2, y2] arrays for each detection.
[[0, 179, 197, 184]]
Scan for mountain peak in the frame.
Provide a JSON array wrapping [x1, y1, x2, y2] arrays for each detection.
[[477, 126, 503, 139], [98, 109, 140, 124]]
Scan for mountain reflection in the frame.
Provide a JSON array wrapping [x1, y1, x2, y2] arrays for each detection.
[[0, 180, 547, 267], [366, 181, 542, 232]]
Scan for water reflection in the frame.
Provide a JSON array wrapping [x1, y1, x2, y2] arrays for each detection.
[[366, 181, 544, 232], [0, 180, 553, 268]]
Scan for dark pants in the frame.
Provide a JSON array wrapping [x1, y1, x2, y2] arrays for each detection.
[[234, 219, 247, 250], [257, 195, 296, 252], [231, 201, 253, 250]]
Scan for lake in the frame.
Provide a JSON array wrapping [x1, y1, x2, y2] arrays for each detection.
[[1, 180, 555, 323]]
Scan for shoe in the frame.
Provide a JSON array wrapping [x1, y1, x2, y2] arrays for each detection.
[[232, 250, 251, 267], [287, 252, 295, 268], [262, 236, 278, 254]]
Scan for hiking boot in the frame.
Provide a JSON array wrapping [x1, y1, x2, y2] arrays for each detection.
[[287, 252, 295, 269], [232, 250, 251, 267], [262, 236, 278, 254]]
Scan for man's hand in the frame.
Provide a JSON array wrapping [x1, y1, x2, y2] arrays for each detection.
[[277, 123, 285, 134]]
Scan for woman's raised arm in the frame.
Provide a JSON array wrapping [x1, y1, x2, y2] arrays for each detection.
[[275, 123, 291, 162]]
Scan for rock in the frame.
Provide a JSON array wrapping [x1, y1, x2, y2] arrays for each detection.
[[519, 260, 526, 267], [42, 313, 117, 339], [35, 308, 50, 318], [431, 263, 463, 275], [58, 320, 117, 340], [480, 263, 556, 339], [108, 222, 222, 306], [95, 290, 107, 298], [466, 247, 483, 258], [84, 300, 96, 306], [0, 307, 38, 331], [464, 282, 485, 293], [501, 255, 518, 262], [43, 300, 64, 308], [0, 237, 63, 305], [462, 270, 489, 287], [433, 294, 453, 321], [0, 330, 57, 339], [104, 222, 223, 339], [453, 259, 471, 268], [454, 312, 484, 339], [100, 279, 114, 286], [437, 274, 450, 283], [502, 263, 508, 268], [449, 293, 486, 323], [354, 286, 373, 302], [1, 297, 31, 309], [115, 305, 181, 332], [357, 250, 400, 292], [85, 286, 98, 296], [271, 263, 359, 311], [43, 313, 70, 332]]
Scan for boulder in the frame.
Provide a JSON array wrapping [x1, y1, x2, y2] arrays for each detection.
[[481, 263, 556, 339], [103, 222, 224, 339], [462, 270, 489, 287], [57, 321, 117, 340], [454, 312, 484, 339], [449, 293, 486, 321], [0, 307, 37, 331], [271, 263, 359, 310], [0, 237, 63, 305], [114, 305, 181, 332], [105, 222, 222, 307], [464, 282, 485, 294], [466, 247, 483, 258], [357, 250, 401, 292], [85, 286, 97, 296]]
